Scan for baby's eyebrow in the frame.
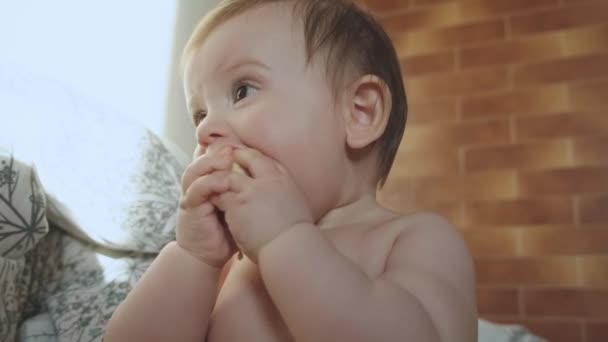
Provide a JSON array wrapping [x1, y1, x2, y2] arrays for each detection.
[[223, 58, 271, 74]]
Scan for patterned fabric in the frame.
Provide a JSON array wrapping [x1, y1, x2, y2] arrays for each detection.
[[0, 154, 48, 259], [45, 233, 153, 342], [17, 313, 58, 342], [0, 226, 63, 342], [0, 152, 59, 342]]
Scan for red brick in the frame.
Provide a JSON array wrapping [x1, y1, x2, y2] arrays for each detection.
[[521, 225, 608, 255], [412, 0, 455, 7], [518, 167, 608, 196], [510, 2, 608, 36], [514, 53, 608, 85], [562, 24, 608, 56], [401, 118, 510, 151], [477, 287, 521, 316], [475, 257, 579, 286], [391, 147, 459, 178], [414, 170, 516, 204], [461, 0, 558, 19], [400, 50, 455, 76], [462, 228, 520, 257], [399, 19, 505, 55], [573, 136, 608, 166], [463, 84, 569, 118], [587, 321, 608, 342], [382, 3, 459, 32], [459, 34, 562, 68], [561, 0, 604, 2], [465, 198, 574, 226], [464, 140, 571, 172], [407, 67, 508, 98], [364, 0, 409, 14], [524, 288, 608, 318], [579, 195, 608, 223], [570, 80, 608, 111], [581, 256, 608, 288], [516, 112, 608, 141], [407, 98, 459, 124]]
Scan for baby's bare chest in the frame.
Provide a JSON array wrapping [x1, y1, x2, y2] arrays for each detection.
[[207, 226, 398, 341], [207, 262, 293, 341]]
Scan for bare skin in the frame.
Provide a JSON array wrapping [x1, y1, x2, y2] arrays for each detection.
[[209, 209, 477, 341], [105, 189, 477, 341], [104, 3, 477, 341]]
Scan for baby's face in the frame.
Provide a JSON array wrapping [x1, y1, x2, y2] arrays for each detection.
[[184, 3, 349, 218]]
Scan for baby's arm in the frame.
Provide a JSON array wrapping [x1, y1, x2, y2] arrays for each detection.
[[105, 147, 237, 341], [103, 242, 221, 342], [258, 213, 477, 342]]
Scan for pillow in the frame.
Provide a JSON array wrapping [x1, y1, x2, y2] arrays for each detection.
[[0, 63, 186, 254], [0, 150, 53, 342], [479, 319, 546, 342], [0, 151, 48, 258]]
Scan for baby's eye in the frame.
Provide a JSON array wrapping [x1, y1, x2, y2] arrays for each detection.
[[233, 83, 257, 103]]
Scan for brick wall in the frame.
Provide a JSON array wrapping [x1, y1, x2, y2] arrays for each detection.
[[368, 0, 608, 341]]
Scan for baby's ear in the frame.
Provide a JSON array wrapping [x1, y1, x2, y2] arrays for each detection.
[[343, 74, 392, 150]]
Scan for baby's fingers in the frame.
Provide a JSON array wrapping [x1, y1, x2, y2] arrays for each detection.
[[180, 172, 230, 210], [181, 150, 232, 194], [233, 147, 279, 178]]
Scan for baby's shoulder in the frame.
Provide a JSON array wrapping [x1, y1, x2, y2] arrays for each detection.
[[381, 211, 472, 267], [379, 211, 476, 302], [375, 210, 463, 246], [380, 211, 464, 245], [343, 210, 465, 255]]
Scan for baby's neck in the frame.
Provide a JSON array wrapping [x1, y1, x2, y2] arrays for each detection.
[[317, 194, 388, 230]]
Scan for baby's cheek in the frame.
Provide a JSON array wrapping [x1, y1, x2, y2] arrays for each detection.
[[240, 104, 304, 153], [237, 110, 282, 158]]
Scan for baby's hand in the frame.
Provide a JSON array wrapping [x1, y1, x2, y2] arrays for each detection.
[[212, 147, 314, 263], [176, 145, 237, 268]]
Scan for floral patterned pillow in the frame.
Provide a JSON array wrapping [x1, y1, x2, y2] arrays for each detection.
[[0, 151, 56, 342], [0, 152, 48, 259]]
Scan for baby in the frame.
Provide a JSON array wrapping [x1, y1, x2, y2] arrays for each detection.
[[104, 0, 477, 341]]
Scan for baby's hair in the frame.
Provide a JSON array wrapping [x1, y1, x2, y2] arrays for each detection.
[[182, 0, 407, 188]]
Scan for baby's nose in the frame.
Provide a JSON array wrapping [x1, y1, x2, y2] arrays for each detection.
[[195, 115, 228, 146], [195, 114, 244, 153]]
